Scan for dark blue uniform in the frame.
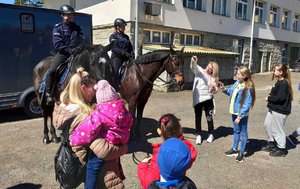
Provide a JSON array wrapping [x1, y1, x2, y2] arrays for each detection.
[[52, 21, 84, 55], [109, 31, 133, 83], [45, 21, 84, 96]]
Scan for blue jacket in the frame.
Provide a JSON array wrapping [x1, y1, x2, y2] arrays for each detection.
[[223, 80, 253, 119], [109, 31, 133, 58], [52, 21, 84, 56]]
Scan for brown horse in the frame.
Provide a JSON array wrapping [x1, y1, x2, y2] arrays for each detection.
[[120, 46, 184, 139], [33, 44, 112, 144]]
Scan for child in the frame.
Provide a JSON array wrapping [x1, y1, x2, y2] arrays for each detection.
[[147, 138, 197, 189], [137, 114, 197, 189], [190, 56, 219, 145], [70, 79, 133, 189], [263, 63, 292, 157], [220, 66, 255, 162]]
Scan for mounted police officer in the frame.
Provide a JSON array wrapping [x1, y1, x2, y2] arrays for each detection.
[[109, 18, 134, 86], [45, 4, 85, 105]]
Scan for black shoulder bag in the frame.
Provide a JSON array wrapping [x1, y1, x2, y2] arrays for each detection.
[[54, 122, 86, 189]]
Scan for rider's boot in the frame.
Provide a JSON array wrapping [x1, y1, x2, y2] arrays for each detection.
[[45, 91, 54, 106]]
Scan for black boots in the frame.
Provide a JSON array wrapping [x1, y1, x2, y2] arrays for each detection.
[[269, 147, 288, 157], [262, 142, 277, 152]]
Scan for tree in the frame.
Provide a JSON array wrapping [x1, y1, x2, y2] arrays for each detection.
[[14, 0, 44, 7]]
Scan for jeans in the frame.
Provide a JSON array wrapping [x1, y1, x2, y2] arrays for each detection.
[[232, 115, 249, 153], [85, 151, 105, 189]]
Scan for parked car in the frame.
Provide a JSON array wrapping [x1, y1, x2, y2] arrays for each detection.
[[294, 59, 300, 72]]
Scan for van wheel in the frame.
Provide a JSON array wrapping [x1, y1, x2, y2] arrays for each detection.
[[23, 93, 42, 118]]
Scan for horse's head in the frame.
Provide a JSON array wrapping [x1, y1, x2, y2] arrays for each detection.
[[164, 46, 184, 86], [89, 44, 112, 81]]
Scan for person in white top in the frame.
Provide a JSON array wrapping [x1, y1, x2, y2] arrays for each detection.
[[190, 56, 219, 145]]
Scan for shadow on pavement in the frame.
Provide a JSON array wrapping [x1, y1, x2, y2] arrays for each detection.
[[246, 138, 267, 157], [0, 108, 31, 123], [7, 183, 42, 189]]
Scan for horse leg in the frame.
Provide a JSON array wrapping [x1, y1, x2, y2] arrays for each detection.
[[43, 115, 50, 144], [128, 101, 137, 141], [136, 102, 147, 138], [50, 115, 60, 143]]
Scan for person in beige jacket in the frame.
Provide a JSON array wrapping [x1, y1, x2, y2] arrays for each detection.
[[53, 67, 128, 189]]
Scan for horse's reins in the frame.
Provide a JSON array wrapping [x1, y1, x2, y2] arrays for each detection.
[[133, 54, 182, 89], [131, 54, 183, 164]]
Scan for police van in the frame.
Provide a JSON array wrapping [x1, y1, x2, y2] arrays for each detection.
[[0, 3, 92, 118]]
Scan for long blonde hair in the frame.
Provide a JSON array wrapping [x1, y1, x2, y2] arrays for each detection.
[[60, 67, 95, 115], [209, 61, 219, 84], [273, 63, 293, 101], [238, 66, 256, 108]]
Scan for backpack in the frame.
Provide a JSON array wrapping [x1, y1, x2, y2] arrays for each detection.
[[54, 122, 86, 189]]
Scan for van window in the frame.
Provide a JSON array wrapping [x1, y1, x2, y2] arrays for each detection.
[[20, 13, 35, 33]]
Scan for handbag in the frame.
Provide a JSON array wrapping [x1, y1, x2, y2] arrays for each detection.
[[54, 122, 86, 189]]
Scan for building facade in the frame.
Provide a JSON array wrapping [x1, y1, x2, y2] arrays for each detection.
[[44, 0, 300, 75]]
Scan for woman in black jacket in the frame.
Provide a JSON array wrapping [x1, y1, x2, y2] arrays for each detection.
[[109, 18, 133, 88]]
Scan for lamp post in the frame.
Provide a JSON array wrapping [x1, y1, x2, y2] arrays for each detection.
[[249, 0, 256, 71], [134, 0, 139, 59]]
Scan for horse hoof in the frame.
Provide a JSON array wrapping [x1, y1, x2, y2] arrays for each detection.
[[51, 137, 61, 143], [43, 138, 50, 144]]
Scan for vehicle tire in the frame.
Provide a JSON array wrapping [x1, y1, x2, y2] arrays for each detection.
[[23, 93, 42, 118]]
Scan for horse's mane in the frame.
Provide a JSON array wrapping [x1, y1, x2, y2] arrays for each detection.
[[136, 50, 170, 64]]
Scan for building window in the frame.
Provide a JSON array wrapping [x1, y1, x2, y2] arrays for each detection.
[[269, 5, 279, 27], [293, 15, 299, 32], [282, 44, 288, 63], [154, 0, 173, 4], [255, 1, 264, 24], [236, 0, 247, 20], [212, 0, 227, 16], [143, 30, 171, 44], [180, 34, 202, 46], [281, 10, 290, 30], [232, 39, 244, 64], [20, 13, 35, 33], [183, 0, 204, 11]]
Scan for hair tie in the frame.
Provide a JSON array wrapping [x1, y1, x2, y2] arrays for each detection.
[[161, 117, 169, 124]]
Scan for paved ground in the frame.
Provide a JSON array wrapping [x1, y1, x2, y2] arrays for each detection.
[[0, 72, 299, 189]]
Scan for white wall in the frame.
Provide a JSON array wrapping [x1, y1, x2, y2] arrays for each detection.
[[78, 0, 132, 26], [140, 0, 300, 43], [43, 0, 300, 43]]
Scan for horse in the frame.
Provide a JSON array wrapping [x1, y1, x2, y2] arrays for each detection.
[[33, 44, 112, 144], [119, 46, 185, 139]]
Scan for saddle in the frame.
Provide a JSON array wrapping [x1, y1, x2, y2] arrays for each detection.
[[39, 56, 73, 101], [119, 60, 133, 84]]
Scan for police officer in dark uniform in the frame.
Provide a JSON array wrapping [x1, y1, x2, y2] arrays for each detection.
[[109, 18, 134, 85], [45, 4, 84, 105]]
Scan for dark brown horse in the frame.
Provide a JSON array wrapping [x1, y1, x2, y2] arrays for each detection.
[[119, 47, 185, 139], [33, 44, 112, 144]]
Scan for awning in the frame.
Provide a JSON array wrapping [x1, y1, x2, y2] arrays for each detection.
[[142, 44, 239, 56]]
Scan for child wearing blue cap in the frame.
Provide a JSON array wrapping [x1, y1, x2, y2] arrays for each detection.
[[147, 138, 197, 189]]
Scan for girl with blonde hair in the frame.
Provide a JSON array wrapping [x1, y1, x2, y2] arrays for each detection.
[[220, 66, 255, 162], [263, 63, 292, 157], [53, 67, 128, 188], [191, 56, 219, 144]]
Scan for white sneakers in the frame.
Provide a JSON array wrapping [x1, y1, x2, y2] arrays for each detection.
[[196, 135, 202, 145], [207, 134, 214, 143], [196, 134, 214, 145]]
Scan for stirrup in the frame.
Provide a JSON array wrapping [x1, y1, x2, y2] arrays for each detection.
[[45, 93, 54, 105]]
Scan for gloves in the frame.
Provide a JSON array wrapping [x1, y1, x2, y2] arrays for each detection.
[[71, 47, 82, 55], [123, 51, 133, 61]]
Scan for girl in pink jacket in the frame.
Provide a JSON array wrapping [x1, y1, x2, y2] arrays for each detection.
[[70, 79, 133, 189]]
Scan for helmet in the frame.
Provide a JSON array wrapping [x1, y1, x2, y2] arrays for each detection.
[[114, 18, 127, 27], [59, 4, 75, 14]]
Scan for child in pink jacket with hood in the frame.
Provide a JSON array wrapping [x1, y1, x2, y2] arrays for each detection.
[[70, 79, 133, 189]]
